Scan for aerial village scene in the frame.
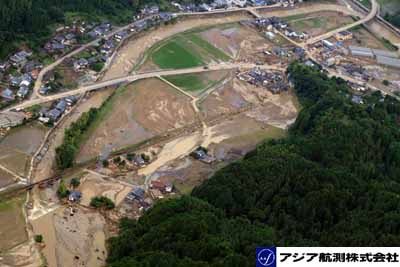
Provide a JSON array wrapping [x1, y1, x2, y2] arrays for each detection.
[[0, 0, 399, 266]]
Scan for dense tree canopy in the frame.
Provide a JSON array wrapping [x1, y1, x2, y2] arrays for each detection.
[[108, 196, 274, 267], [108, 62, 400, 266], [0, 0, 134, 57], [194, 62, 400, 246]]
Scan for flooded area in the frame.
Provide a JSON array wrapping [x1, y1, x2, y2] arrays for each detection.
[[77, 78, 197, 163], [0, 194, 27, 252], [0, 123, 47, 182], [31, 206, 107, 267]]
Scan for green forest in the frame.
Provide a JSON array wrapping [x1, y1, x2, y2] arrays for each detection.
[[385, 13, 400, 28], [107, 62, 400, 266]]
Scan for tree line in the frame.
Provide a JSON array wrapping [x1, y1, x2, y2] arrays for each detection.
[[55, 107, 98, 169], [107, 62, 400, 266]]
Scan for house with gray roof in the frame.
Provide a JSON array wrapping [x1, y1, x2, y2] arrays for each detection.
[[2, 88, 15, 101]]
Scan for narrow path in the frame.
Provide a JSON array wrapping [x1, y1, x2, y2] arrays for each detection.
[[0, 163, 26, 183]]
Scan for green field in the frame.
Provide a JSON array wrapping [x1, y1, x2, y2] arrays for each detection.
[[147, 29, 231, 70], [152, 37, 205, 69], [163, 70, 230, 93], [164, 74, 205, 91]]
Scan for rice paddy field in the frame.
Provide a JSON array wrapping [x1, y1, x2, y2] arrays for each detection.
[[142, 27, 231, 70], [163, 70, 231, 94]]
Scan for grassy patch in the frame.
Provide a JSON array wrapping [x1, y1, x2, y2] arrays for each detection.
[[360, 0, 371, 8], [185, 33, 231, 61], [163, 71, 230, 93], [163, 74, 205, 91], [145, 26, 231, 70], [381, 37, 399, 51], [152, 37, 204, 69]]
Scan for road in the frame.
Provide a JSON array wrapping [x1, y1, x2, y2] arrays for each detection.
[[31, 15, 159, 100], [3, 0, 388, 113], [5, 63, 284, 111], [30, 4, 282, 100], [29, 1, 360, 100], [306, 0, 378, 44]]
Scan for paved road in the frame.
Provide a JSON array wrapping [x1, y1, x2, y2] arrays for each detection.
[[306, 0, 378, 44], [5, 63, 284, 111], [30, 4, 282, 100], [7, 0, 386, 113], [29, 2, 357, 100], [31, 15, 159, 100]]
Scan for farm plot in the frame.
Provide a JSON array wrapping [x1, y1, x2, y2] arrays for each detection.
[[163, 70, 232, 96], [0, 194, 27, 252], [77, 78, 197, 162], [0, 123, 47, 178], [140, 29, 231, 70], [200, 78, 298, 129], [199, 23, 276, 60], [200, 78, 250, 120], [0, 169, 15, 188], [285, 11, 355, 37], [349, 25, 398, 51]]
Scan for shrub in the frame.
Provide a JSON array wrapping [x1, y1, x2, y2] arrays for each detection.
[[70, 177, 80, 188], [34, 234, 43, 243], [90, 196, 115, 209]]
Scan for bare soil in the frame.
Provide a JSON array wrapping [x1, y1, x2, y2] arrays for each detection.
[[77, 86, 155, 163], [0, 195, 27, 252], [200, 24, 273, 62], [348, 27, 391, 50], [130, 78, 197, 134], [288, 11, 354, 37], [78, 172, 132, 207], [0, 169, 15, 188], [31, 206, 107, 267]]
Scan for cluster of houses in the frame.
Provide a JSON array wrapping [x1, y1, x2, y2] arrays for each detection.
[[175, 0, 301, 12], [251, 17, 287, 30], [38, 96, 77, 123], [45, 33, 77, 54], [126, 180, 174, 212], [45, 21, 116, 55], [338, 63, 371, 82], [238, 68, 289, 93], [0, 50, 42, 103], [72, 12, 177, 74]]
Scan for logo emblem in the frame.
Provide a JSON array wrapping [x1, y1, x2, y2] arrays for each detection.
[[256, 247, 276, 267]]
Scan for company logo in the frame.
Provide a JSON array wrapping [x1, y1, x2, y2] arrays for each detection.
[[257, 247, 277, 267]]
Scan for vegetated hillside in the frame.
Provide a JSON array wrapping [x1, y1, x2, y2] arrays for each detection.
[[0, 0, 209, 59], [194, 62, 400, 246], [377, 0, 400, 28], [107, 63, 400, 264], [108, 197, 274, 266], [385, 13, 400, 28]]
